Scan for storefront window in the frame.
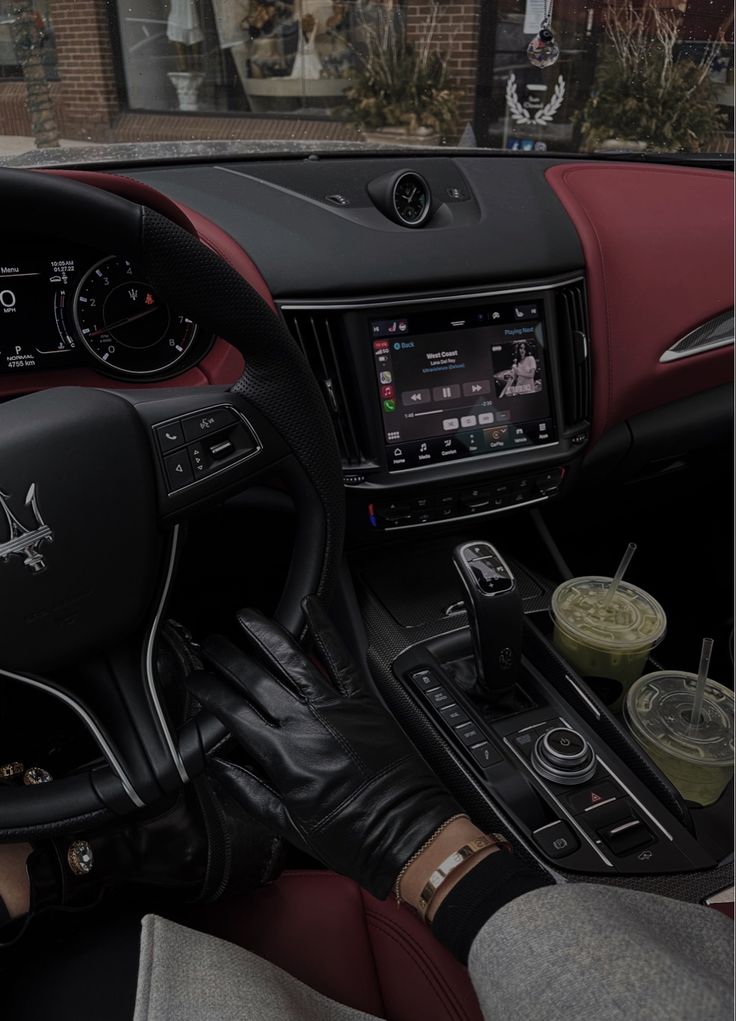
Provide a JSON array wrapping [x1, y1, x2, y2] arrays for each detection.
[[0, 0, 58, 80], [115, 0, 361, 115], [475, 0, 734, 152]]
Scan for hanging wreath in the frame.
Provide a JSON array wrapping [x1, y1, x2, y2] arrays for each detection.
[[505, 73, 566, 125]]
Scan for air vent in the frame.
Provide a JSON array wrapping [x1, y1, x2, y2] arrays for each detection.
[[283, 310, 368, 466], [555, 282, 591, 428]]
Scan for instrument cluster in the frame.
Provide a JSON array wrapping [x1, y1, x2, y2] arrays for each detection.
[[0, 244, 211, 379]]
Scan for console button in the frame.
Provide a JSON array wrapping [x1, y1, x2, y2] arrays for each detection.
[[440, 705, 470, 727], [425, 687, 453, 708], [463, 542, 494, 562], [536, 468, 565, 496], [566, 782, 619, 814], [182, 407, 239, 442], [545, 729, 587, 760], [459, 488, 491, 514], [437, 495, 457, 518], [469, 558, 514, 594], [470, 743, 503, 770], [533, 820, 579, 860], [155, 420, 185, 452], [410, 670, 438, 691], [598, 817, 653, 856], [532, 727, 596, 785], [164, 449, 194, 491], [455, 722, 485, 747]]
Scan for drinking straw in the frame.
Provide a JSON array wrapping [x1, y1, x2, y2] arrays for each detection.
[[601, 542, 637, 608], [689, 637, 714, 729]]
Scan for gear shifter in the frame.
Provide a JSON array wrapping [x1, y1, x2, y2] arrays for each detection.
[[452, 541, 523, 702]]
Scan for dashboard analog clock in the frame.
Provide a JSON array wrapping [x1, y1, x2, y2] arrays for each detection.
[[73, 255, 198, 375]]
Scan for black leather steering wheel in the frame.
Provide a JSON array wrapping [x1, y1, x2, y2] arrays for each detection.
[[0, 169, 345, 838]]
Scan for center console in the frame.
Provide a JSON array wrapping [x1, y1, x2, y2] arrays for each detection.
[[349, 528, 733, 903]]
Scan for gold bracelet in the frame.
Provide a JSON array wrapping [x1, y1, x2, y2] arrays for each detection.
[[417, 835, 498, 921], [393, 814, 468, 904]]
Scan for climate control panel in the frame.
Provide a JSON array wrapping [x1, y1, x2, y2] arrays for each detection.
[[368, 466, 565, 529]]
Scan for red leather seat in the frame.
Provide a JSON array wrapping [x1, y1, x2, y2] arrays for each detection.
[[187, 869, 483, 1021]]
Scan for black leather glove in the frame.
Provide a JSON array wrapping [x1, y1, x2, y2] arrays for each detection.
[[186, 597, 462, 900]]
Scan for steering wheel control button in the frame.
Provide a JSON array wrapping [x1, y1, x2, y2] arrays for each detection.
[[532, 727, 596, 785], [182, 407, 239, 443], [566, 782, 619, 814], [410, 670, 438, 691], [598, 817, 653, 857], [533, 820, 579, 860], [164, 449, 194, 491], [155, 420, 185, 452]]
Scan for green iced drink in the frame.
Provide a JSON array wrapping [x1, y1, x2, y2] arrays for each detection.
[[625, 672, 734, 806], [551, 577, 667, 710]]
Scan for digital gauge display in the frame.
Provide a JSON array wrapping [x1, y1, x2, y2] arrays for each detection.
[[0, 248, 207, 378], [0, 257, 78, 372]]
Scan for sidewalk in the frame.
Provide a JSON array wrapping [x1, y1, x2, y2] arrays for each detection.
[[0, 134, 87, 157]]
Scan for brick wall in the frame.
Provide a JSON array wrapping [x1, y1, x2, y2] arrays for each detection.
[[404, 1, 481, 132], [50, 0, 120, 140], [0, 81, 66, 137]]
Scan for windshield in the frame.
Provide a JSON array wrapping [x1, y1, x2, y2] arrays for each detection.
[[0, 0, 732, 165]]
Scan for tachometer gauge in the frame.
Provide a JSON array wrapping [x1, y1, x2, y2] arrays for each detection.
[[73, 255, 198, 375]]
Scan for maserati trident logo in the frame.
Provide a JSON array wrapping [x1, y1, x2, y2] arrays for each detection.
[[0, 483, 53, 574]]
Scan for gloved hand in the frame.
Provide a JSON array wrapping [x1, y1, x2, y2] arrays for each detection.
[[186, 596, 463, 900]]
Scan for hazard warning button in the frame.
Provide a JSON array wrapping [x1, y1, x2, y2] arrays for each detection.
[[566, 782, 619, 815]]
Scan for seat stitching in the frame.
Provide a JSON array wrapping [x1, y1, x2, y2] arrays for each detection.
[[365, 909, 476, 1021]]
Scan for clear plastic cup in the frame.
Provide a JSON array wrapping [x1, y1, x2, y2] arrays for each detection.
[[625, 672, 735, 806], [551, 577, 667, 709]]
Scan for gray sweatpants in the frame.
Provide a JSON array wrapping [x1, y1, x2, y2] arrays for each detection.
[[134, 884, 733, 1021]]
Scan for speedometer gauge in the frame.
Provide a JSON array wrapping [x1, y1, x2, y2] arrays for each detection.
[[73, 255, 198, 375]]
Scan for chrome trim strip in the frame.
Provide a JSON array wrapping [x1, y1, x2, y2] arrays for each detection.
[[583, 796, 617, 812], [0, 666, 144, 808], [597, 756, 673, 841], [659, 336, 733, 363], [563, 674, 602, 719], [145, 524, 189, 784], [279, 276, 586, 311], [377, 445, 561, 478], [704, 885, 734, 906]]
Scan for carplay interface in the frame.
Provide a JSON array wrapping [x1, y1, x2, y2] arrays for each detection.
[[370, 299, 556, 471]]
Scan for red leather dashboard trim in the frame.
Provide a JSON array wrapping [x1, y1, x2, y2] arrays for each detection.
[[0, 168, 281, 396], [546, 163, 734, 443]]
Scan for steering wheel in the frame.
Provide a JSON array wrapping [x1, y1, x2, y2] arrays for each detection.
[[0, 170, 345, 839]]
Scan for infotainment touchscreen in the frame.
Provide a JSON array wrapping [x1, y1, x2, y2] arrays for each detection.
[[370, 298, 556, 470]]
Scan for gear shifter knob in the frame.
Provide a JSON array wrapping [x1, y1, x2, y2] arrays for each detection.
[[452, 541, 523, 701]]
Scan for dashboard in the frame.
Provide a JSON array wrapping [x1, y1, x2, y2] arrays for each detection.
[[0, 243, 211, 379], [1, 155, 732, 538]]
